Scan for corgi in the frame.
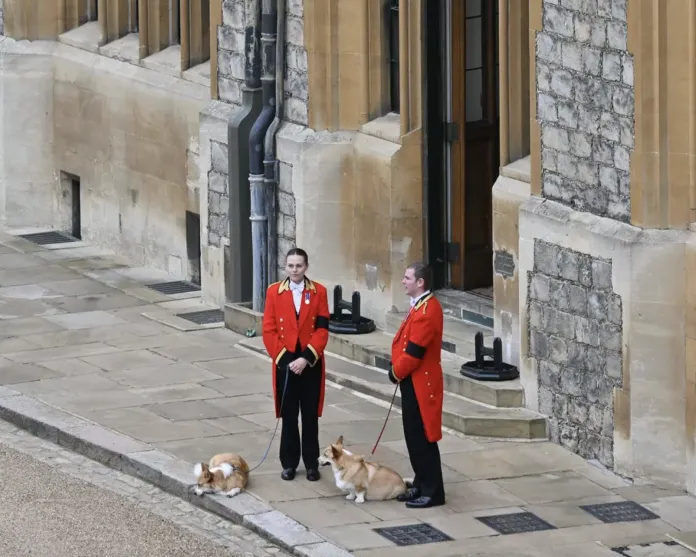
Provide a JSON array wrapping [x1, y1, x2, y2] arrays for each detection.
[[318, 436, 409, 504], [193, 453, 249, 498]]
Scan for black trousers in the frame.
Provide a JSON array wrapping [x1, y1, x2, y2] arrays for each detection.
[[276, 349, 322, 471], [400, 376, 445, 500]]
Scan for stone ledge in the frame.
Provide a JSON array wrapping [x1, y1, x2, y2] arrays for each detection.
[[0, 393, 351, 556]]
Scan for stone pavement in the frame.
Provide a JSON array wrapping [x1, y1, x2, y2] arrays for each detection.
[[0, 228, 695, 556]]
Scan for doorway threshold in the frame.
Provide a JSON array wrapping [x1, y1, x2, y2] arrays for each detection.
[[435, 288, 493, 330]]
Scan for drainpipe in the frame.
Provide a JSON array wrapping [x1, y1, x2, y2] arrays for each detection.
[[248, 0, 277, 312], [226, 0, 262, 305], [263, 0, 285, 285]]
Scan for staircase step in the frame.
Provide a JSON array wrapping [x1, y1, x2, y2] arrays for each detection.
[[435, 288, 494, 329], [385, 311, 491, 359], [224, 301, 524, 409], [238, 336, 546, 440]]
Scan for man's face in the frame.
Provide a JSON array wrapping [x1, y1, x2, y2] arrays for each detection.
[[401, 268, 423, 298]]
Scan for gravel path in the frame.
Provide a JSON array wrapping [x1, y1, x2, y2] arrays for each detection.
[[0, 425, 287, 557]]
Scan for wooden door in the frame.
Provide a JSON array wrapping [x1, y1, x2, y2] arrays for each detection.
[[449, 0, 499, 291]]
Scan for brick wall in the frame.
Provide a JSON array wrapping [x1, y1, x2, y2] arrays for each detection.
[[528, 239, 623, 468], [537, 0, 634, 222]]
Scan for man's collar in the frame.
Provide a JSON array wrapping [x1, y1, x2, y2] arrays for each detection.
[[410, 290, 431, 307]]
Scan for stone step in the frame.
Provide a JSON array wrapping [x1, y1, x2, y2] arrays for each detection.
[[435, 288, 494, 329], [224, 302, 525, 409], [238, 336, 547, 440]]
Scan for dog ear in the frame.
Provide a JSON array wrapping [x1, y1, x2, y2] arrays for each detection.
[[336, 435, 344, 446], [331, 445, 341, 459]]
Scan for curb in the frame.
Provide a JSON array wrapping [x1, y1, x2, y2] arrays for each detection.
[[0, 387, 352, 557]]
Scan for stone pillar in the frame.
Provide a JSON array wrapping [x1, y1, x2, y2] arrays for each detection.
[[3, 0, 62, 40]]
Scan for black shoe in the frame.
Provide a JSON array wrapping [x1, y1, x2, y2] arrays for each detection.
[[396, 487, 420, 502], [306, 468, 320, 482], [405, 495, 445, 509], [281, 468, 296, 481]]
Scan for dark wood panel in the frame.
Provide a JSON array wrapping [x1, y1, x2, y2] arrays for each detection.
[[449, 0, 466, 290]]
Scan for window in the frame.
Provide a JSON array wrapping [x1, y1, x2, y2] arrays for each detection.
[[388, 0, 400, 114]]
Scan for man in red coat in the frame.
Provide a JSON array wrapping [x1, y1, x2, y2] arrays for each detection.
[[388, 262, 445, 508]]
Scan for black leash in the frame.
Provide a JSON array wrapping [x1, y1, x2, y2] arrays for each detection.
[[248, 365, 291, 473]]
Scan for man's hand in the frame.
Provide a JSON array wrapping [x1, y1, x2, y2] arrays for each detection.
[[388, 366, 399, 384], [289, 357, 309, 375]]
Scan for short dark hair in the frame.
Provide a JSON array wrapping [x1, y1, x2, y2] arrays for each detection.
[[286, 248, 308, 265], [407, 261, 432, 291]]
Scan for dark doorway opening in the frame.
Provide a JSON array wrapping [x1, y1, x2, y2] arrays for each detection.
[[186, 211, 202, 286], [71, 176, 81, 239], [423, 0, 500, 295]]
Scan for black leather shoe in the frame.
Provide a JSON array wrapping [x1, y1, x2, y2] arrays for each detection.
[[396, 487, 420, 502], [281, 468, 296, 481], [405, 495, 445, 509], [306, 468, 320, 482]]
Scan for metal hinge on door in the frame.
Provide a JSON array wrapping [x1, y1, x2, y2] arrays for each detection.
[[444, 122, 459, 143]]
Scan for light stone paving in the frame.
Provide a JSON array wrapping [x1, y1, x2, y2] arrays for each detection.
[[0, 229, 694, 556]]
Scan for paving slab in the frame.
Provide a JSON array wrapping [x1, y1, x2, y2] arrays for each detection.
[[0, 232, 693, 557]]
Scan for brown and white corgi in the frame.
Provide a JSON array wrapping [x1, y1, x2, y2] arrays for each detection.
[[318, 436, 409, 503], [193, 453, 249, 498]]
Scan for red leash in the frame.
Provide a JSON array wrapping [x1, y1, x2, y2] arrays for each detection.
[[369, 383, 400, 458]]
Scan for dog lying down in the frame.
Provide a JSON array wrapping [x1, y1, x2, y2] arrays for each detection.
[[193, 453, 249, 498], [318, 436, 411, 503]]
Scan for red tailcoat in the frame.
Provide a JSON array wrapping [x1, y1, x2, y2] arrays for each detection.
[[391, 293, 444, 443], [262, 277, 330, 418]]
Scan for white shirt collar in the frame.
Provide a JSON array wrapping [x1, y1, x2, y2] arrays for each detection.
[[289, 280, 304, 292], [410, 290, 431, 308]]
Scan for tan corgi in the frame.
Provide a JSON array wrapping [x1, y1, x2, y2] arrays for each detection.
[[318, 436, 409, 503], [193, 453, 249, 498]]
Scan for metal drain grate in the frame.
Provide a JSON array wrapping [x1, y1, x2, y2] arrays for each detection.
[[476, 512, 556, 535], [175, 309, 224, 325], [373, 523, 452, 546], [580, 501, 660, 524], [18, 231, 79, 245], [147, 281, 201, 295], [612, 540, 692, 556]]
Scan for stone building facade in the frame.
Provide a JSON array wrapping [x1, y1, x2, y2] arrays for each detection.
[[3, 0, 696, 497]]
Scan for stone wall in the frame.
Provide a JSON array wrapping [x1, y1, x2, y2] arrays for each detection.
[[285, 0, 308, 126], [276, 161, 296, 278], [207, 140, 229, 247], [0, 0, 4, 35], [537, 0, 634, 222], [219, 0, 246, 105], [528, 239, 623, 468], [215, 0, 302, 276]]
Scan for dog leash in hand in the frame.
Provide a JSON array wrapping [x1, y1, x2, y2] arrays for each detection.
[[368, 383, 399, 461], [248, 365, 291, 473]]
